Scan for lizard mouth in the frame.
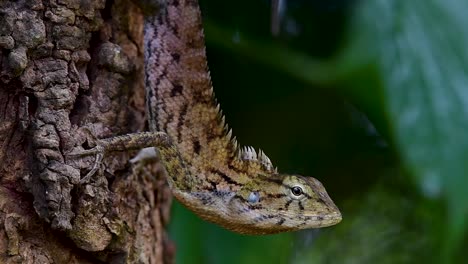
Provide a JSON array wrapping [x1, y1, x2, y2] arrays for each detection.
[[317, 211, 342, 227], [302, 211, 342, 228]]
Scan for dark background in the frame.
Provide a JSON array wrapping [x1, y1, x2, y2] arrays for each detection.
[[169, 0, 468, 263]]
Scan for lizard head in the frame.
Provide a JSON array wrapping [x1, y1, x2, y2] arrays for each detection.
[[227, 174, 342, 234], [171, 172, 341, 235]]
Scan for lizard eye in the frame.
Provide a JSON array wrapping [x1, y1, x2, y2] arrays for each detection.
[[291, 186, 303, 196]]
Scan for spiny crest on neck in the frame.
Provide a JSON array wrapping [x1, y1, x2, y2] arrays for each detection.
[[238, 146, 277, 173], [149, 0, 277, 176], [212, 90, 277, 174]]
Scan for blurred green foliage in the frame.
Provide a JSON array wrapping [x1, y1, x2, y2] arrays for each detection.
[[168, 0, 468, 263]]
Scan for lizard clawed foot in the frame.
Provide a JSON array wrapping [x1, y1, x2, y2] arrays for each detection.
[[67, 131, 170, 183], [79, 149, 104, 184], [67, 144, 105, 184]]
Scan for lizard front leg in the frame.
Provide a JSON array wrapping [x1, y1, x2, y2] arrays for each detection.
[[67, 132, 172, 183]]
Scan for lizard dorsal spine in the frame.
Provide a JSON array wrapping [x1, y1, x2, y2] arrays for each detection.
[[145, 1, 232, 161], [140, 0, 341, 234], [144, 0, 274, 182]]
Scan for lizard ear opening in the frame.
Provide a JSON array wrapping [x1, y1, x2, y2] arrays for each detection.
[[247, 191, 260, 203]]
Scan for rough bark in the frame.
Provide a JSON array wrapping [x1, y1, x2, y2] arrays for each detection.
[[0, 0, 174, 263]]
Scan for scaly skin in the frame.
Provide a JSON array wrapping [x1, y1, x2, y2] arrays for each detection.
[[143, 0, 341, 234], [73, 0, 341, 235]]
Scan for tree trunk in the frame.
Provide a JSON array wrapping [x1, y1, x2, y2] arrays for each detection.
[[0, 0, 174, 263]]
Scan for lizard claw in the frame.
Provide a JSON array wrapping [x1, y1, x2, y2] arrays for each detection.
[[67, 144, 104, 157], [79, 150, 104, 184], [67, 145, 105, 184]]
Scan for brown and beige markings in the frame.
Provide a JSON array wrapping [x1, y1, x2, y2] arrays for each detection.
[[72, 0, 342, 235]]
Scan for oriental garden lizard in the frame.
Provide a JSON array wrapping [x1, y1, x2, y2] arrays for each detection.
[[69, 0, 341, 235]]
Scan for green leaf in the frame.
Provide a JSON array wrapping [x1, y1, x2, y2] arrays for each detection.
[[348, 0, 468, 259]]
